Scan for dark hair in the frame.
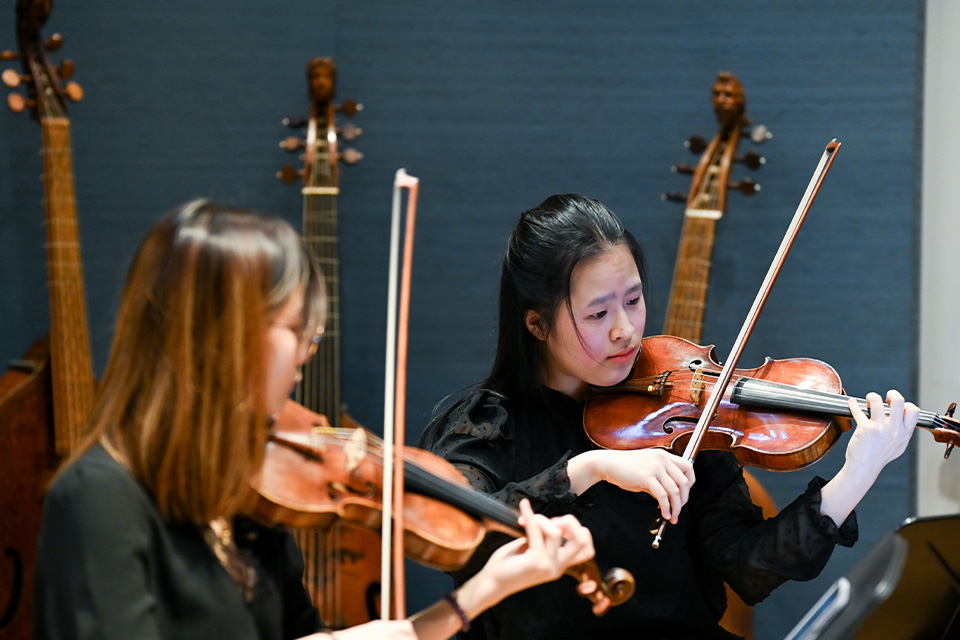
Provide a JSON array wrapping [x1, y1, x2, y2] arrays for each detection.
[[484, 194, 646, 406]]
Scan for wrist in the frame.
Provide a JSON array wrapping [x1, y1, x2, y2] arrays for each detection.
[[455, 568, 501, 620], [568, 450, 603, 495], [820, 463, 875, 525]]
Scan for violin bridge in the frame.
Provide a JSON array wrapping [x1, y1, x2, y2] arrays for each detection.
[[690, 365, 705, 404], [344, 427, 367, 473]]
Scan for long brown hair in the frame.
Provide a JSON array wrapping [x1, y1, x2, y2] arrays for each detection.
[[64, 200, 325, 524]]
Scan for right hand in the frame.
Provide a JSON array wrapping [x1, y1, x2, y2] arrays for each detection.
[[571, 449, 695, 523]]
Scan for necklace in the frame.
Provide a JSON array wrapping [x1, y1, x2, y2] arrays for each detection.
[[204, 517, 257, 603]]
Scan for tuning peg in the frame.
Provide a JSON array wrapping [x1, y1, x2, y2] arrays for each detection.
[[337, 99, 362, 117], [728, 177, 760, 196], [661, 192, 687, 203], [685, 136, 707, 154], [1, 49, 19, 61], [44, 34, 64, 52], [339, 122, 362, 141], [276, 165, 303, 184], [279, 136, 304, 152], [671, 164, 695, 175], [7, 92, 31, 113], [340, 148, 363, 165], [746, 124, 772, 144], [64, 81, 83, 102], [58, 59, 75, 80], [736, 151, 765, 170], [282, 116, 308, 128], [2, 68, 23, 88]]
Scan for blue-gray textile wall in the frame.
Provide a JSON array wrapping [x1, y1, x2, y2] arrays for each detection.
[[0, 2, 922, 637]]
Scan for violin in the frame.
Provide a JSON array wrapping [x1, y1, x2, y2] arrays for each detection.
[[584, 334, 960, 468], [251, 401, 635, 617]]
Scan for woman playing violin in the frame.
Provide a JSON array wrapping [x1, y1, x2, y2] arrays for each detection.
[[32, 200, 596, 640], [419, 193, 919, 639]]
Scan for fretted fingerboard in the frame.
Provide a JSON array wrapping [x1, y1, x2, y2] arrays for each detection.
[[663, 125, 740, 344], [663, 215, 717, 343], [41, 117, 96, 454], [297, 117, 341, 422]]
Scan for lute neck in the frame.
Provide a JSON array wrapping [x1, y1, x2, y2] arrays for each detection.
[[297, 103, 343, 424], [41, 116, 95, 455]]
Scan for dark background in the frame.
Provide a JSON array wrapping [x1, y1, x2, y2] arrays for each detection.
[[1, 2, 922, 637]]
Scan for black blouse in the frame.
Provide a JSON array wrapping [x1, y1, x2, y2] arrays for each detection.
[[33, 444, 323, 640], [419, 388, 857, 640]]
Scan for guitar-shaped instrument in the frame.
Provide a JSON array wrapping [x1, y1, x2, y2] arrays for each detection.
[[0, 2, 94, 638], [659, 72, 770, 639], [276, 57, 372, 629]]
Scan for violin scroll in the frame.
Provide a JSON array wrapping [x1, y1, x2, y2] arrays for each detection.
[[565, 561, 635, 616], [933, 402, 958, 458]]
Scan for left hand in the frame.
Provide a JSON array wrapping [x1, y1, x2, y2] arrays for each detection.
[[845, 389, 919, 479], [820, 389, 920, 526], [482, 499, 596, 593]]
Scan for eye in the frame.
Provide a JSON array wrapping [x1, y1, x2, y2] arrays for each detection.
[[626, 296, 641, 306], [589, 310, 607, 320]]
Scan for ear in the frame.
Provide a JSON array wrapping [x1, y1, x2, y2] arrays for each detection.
[[524, 310, 545, 341]]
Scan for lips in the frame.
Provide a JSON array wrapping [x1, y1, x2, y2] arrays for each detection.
[[608, 345, 638, 363]]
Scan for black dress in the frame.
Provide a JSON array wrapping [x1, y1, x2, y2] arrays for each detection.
[[33, 444, 323, 640], [419, 388, 857, 640]]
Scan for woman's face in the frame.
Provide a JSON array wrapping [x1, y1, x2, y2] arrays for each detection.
[[263, 290, 319, 416], [531, 244, 646, 399]]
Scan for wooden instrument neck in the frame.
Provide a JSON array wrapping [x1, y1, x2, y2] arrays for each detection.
[[40, 116, 95, 454]]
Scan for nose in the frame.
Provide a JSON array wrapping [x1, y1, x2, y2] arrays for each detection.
[[610, 307, 635, 342]]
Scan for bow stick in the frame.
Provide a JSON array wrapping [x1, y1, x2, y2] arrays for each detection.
[[381, 168, 420, 616], [652, 140, 841, 549]]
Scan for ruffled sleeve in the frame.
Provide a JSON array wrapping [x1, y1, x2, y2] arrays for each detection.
[[419, 390, 580, 582], [695, 452, 858, 606]]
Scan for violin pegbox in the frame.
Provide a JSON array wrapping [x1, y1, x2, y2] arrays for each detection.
[[934, 402, 960, 459], [277, 57, 362, 186]]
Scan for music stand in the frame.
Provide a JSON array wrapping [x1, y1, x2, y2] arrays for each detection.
[[783, 531, 907, 640], [852, 514, 960, 639]]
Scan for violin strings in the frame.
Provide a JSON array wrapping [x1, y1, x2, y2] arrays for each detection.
[[661, 369, 944, 430], [271, 429, 522, 530]]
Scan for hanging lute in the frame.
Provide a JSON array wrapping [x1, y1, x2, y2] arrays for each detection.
[[276, 57, 372, 629], [0, 2, 94, 639]]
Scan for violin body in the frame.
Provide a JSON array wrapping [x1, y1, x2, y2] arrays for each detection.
[[585, 335, 853, 471], [256, 401, 485, 572]]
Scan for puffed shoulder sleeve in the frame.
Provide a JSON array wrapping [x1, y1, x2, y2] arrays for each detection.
[[419, 389, 577, 513]]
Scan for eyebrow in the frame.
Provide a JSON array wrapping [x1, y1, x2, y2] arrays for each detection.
[[585, 282, 643, 307]]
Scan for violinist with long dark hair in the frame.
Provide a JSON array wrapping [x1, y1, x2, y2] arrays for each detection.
[[419, 193, 919, 639], [32, 200, 597, 640]]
